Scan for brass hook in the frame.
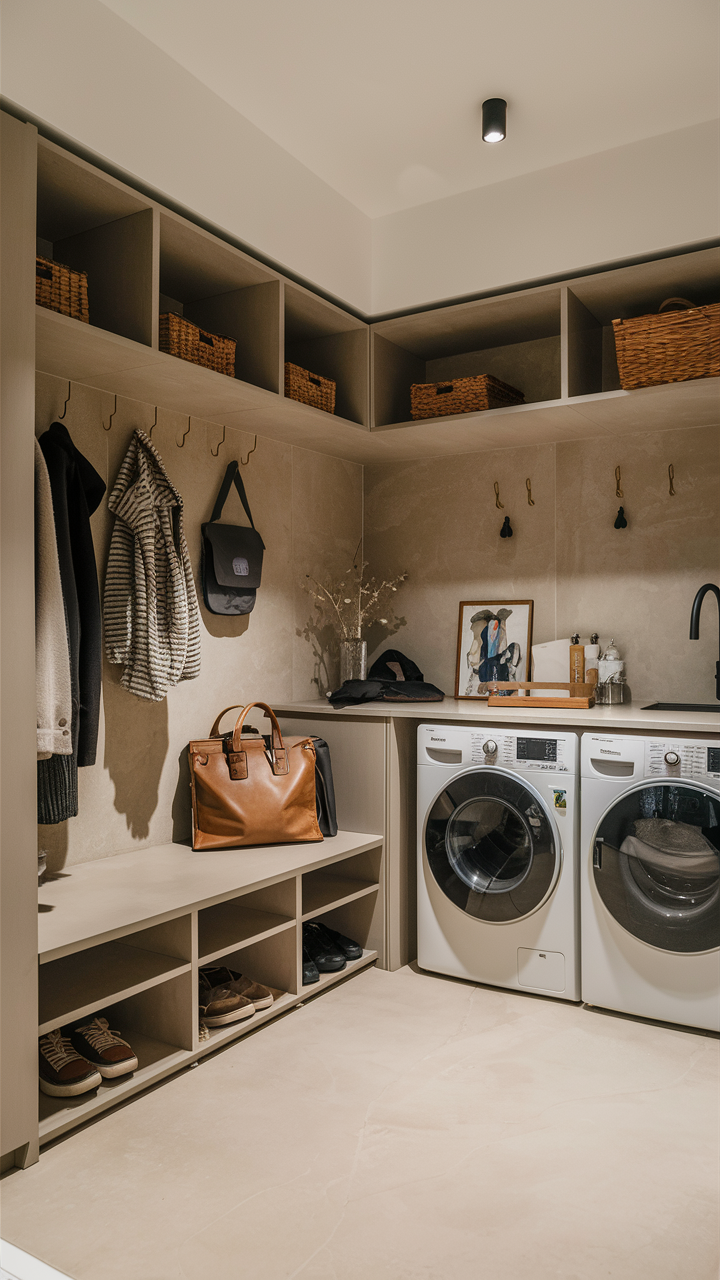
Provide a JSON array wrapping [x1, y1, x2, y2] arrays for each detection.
[[177, 415, 191, 448], [240, 434, 257, 466], [148, 406, 158, 440], [668, 463, 675, 496], [526, 478, 535, 506], [103, 394, 117, 432], [493, 481, 504, 510], [58, 381, 72, 420], [615, 466, 623, 498], [210, 424, 226, 458]]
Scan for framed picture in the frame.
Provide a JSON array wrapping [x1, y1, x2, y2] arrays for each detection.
[[455, 600, 534, 699]]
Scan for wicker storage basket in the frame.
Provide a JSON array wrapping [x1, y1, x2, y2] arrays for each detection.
[[284, 362, 336, 414], [159, 313, 236, 377], [410, 373, 524, 420], [36, 256, 89, 323], [612, 297, 720, 390]]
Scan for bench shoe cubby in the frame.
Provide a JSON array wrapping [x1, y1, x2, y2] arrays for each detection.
[[37, 833, 382, 1144]]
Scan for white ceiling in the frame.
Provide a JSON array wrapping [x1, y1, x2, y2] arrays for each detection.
[[101, 0, 719, 218]]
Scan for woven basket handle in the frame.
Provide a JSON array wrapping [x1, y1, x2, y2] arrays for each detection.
[[658, 297, 698, 313]]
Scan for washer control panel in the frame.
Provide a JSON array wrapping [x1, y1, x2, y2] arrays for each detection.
[[646, 738, 720, 781], [418, 726, 576, 773]]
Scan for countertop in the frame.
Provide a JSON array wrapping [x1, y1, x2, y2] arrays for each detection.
[[274, 698, 720, 737]]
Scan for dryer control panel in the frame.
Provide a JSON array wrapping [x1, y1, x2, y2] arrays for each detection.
[[645, 738, 720, 781], [418, 726, 577, 773], [581, 734, 720, 781]]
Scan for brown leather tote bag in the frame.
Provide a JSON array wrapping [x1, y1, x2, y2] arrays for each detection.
[[189, 702, 323, 850]]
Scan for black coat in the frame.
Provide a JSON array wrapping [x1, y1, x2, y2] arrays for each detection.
[[37, 423, 105, 823]]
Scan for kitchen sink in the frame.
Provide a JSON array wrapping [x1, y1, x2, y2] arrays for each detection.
[[642, 702, 720, 714]]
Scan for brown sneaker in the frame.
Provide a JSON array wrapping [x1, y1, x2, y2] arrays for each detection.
[[201, 966, 274, 1010], [39, 1029, 103, 1097], [69, 1018, 138, 1078], [198, 972, 255, 1026]]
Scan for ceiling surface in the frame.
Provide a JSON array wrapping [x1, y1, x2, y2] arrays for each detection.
[[101, 0, 719, 218]]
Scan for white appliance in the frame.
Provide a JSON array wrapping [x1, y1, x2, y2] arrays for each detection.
[[581, 733, 720, 1031], [417, 725, 580, 1000]]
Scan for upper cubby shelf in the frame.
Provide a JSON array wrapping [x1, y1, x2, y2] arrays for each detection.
[[32, 132, 719, 463]]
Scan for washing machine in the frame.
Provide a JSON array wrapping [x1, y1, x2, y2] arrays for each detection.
[[417, 725, 580, 1000], [581, 733, 720, 1031]]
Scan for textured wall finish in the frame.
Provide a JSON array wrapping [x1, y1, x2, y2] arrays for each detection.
[[364, 424, 720, 705], [36, 374, 362, 868]]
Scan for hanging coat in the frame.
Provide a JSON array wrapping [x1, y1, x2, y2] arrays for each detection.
[[34, 439, 72, 759], [37, 422, 106, 824], [103, 429, 201, 701]]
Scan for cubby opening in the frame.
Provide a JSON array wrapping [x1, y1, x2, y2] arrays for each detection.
[[198, 882, 296, 965], [565, 246, 720, 397], [38, 920, 192, 1035], [37, 141, 155, 345], [302, 846, 381, 918], [373, 289, 562, 427], [38, 972, 193, 1134], [201, 929, 298, 1048], [284, 283, 369, 425], [304, 891, 382, 978], [159, 212, 281, 392]]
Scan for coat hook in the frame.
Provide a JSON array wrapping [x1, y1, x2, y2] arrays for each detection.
[[615, 466, 623, 498], [526, 478, 535, 506], [177, 415, 191, 448], [493, 481, 504, 509], [239, 434, 257, 466], [103, 394, 117, 432], [668, 463, 676, 496], [148, 406, 158, 439], [210, 423, 226, 458], [58, 381, 72, 420]]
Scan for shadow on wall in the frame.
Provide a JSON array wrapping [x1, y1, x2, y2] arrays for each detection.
[[295, 614, 339, 698], [172, 746, 192, 844], [102, 660, 168, 839]]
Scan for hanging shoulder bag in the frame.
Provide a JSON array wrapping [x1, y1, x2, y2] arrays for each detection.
[[189, 702, 323, 850], [201, 460, 265, 615]]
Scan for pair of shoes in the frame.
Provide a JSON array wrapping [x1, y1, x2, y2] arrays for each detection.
[[39, 1019, 138, 1097], [198, 968, 274, 1028], [302, 922, 363, 984]]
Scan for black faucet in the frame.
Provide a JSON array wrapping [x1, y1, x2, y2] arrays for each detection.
[[689, 583, 720, 701]]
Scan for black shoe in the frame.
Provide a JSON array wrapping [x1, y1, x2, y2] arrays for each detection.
[[312, 922, 363, 961], [303, 923, 346, 973], [302, 947, 320, 985]]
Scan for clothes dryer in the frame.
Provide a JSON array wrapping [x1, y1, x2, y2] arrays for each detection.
[[581, 733, 720, 1031], [417, 725, 580, 1000]]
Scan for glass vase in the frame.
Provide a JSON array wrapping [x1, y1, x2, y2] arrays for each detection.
[[340, 638, 367, 683]]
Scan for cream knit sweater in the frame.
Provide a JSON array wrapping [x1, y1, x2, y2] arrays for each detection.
[[35, 439, 73, 757]]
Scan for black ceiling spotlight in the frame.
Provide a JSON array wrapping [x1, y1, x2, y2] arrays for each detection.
[[482, 98, 507, 144]]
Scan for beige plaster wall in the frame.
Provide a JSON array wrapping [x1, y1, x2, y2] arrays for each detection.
[[364, 424, 720, 706], [36, 373, 362, 868]]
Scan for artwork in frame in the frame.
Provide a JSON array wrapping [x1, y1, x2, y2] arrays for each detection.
[[455, 600, 534, 700]]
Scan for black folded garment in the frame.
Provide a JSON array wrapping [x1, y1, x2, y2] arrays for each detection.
[[368, 649, 424, 682], [329, 678, 444, 708]]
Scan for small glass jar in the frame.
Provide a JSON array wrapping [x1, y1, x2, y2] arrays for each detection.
[[340, 638, 367, 683]]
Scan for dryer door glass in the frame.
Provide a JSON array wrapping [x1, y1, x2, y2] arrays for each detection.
[[425, 770, 559, 922], [593, 781, 720, 953]]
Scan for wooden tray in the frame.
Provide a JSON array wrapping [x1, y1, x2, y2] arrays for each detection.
[[486, 681, 595, 709]]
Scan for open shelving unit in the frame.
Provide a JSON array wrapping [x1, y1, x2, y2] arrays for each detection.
[[31, 131, 719, 464], [37, 831, 383, 1145]]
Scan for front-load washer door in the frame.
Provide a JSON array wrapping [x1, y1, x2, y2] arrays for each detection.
[[424, 769, 560, 922], [592, 780, 720, 953]]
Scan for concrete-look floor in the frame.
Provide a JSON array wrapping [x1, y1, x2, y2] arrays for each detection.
[[1, 965, 718, 1280]]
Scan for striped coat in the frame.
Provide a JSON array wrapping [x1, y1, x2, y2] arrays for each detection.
[[103, 429, 201, 701]]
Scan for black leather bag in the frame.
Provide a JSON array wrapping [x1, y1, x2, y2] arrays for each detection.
[[201, 461, 265, 615]]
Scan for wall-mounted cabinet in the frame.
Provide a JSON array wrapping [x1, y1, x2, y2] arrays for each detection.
[[30, 126, 720, 466]]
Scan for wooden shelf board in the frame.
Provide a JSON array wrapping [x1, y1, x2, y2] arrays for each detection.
[[38, 942, 190, 1034], [38, 832, 383, 964], [38, 1033, 190, 1143], [302, 949, 378, 996], [200, 989, 297, 1052], [302, 875, 379, 919], [198, 906, 295, 966]]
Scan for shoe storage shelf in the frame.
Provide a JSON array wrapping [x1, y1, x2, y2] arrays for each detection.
[[37, 832, 383, 1145], [31, 127, 719, 465]]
